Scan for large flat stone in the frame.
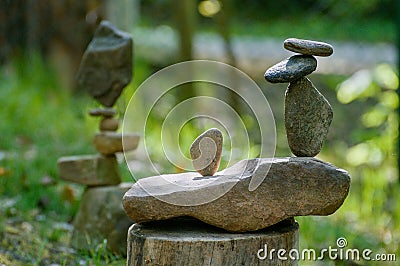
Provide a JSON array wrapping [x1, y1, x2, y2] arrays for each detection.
[[58, 154, 120, 186], [77, 21, 133, 107], [285, 77, 333, 157], [71, 183, 133, 255], [123, 157, 350, 232]]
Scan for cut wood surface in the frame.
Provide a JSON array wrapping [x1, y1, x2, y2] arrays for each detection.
[[127, 217, 299, 266]]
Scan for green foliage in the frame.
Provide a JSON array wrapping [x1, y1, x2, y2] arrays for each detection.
[[0, 53, 93, 211], [228, 15, 395, 43]]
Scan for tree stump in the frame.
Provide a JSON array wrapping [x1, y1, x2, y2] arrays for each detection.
[[127, 217, 299, 266]]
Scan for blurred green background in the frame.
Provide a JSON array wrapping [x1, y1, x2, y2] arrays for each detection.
[[0, 0, 398, 265]]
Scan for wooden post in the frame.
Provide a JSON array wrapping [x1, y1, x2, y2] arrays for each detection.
[[127, 217, 299, 266]]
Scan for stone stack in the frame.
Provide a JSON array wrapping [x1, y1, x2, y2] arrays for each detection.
[[57, 21, 138, 255], [264, 38, 334, 157], [122, 38, 350, 265]]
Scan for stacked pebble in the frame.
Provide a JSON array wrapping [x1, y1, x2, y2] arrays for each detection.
[[264, 38, 334, 157], [57, 21, 139, 255]]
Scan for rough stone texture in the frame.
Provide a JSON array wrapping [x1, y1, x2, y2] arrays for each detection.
[[190, 128, 223, 176], [93, 132, 140, 155], [264, 55, 317, 83], [285, 77, 333, 157], [88, 108, 116, 118], [71, 183, 133, 255], [127, 217, 299, 266], [100, 118, 119, 131], [284, 38, 333, 57], [58, 154, 120, 186], [123, 157, 350, 232], [76, 21, 133, 107]]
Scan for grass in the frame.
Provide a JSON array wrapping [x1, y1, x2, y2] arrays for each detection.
[[0, 50, 399, 264]]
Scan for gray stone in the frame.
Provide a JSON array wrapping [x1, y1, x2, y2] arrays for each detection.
[[58, 154, 120, 186], [285, 77, 333, 157], [77, 21, 133, 107], [123, 157, 350, 232], [93, 132, 140, 155], [88, 108, 117, 118], [284, 38, 333, 57], [264, 55, 317, 83], [100, 118, 119, 132], [190, 128, 223, 176], [71, 183, 133, 255]]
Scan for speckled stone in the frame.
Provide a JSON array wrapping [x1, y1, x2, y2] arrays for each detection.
[[264, 55, 317, 83], [285, 77, 333, 157], [284, 38, 333, 57], [190, 128, 223, 176]]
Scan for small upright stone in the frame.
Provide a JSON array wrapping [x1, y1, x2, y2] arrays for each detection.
[[284, 38, 333, 57], [77, 21, 133, 107], [285, 77, 333, 157], [190, 128, 223, 176], [264, 55, 317, 83]]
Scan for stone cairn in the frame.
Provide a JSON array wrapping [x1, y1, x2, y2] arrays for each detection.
[[264, 38, 334, 157], [57, 21, 139, 255], [122, 39, 350, 265]]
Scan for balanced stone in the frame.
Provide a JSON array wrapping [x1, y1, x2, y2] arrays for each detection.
[[284, 38, 333, 57], [264, 55, 317, 83], [77, 21, 133, 107], [58, 154, 120, 186], [100, 118, 119, 131], [89, 108, 117, 118], [285, 77, 333, 157], [123, 157, 350, 232], [93, 132, 140, 155], [71, 183, 133, 255], [190, 128, 223, 176]]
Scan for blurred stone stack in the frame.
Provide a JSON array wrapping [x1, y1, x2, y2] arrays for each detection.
[[264, 38, 334, 157], [57, 21, 138, 255]]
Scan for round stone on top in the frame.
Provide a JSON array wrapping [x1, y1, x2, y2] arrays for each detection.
[[284, 38, 333, 57], [264, 55, 317, 83]]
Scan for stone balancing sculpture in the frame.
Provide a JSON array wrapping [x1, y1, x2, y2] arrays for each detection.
[[57, 21, 139, 254], [122, 38, 350, 265]]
